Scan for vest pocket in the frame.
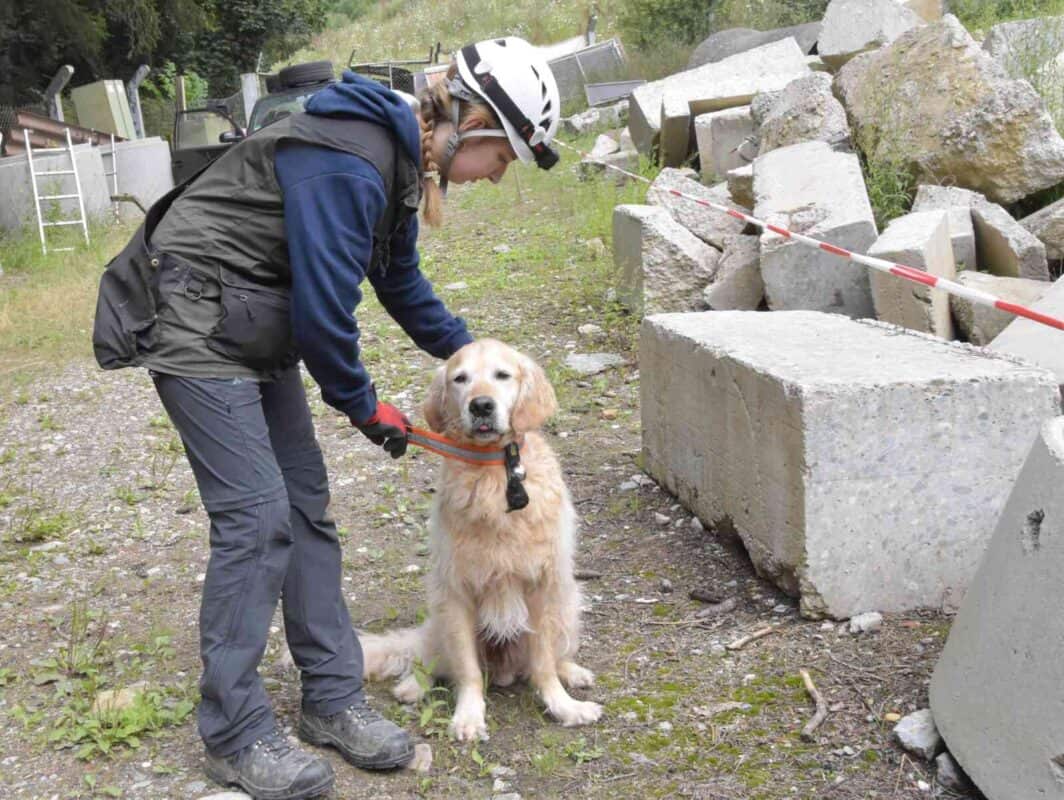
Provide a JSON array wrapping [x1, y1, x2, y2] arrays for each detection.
[[206, 268, 294, 371]]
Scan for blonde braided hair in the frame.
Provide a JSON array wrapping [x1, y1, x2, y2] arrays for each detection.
[[416, 63, 502, 227]]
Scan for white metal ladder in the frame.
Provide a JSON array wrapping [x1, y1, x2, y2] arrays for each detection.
[[102, 133, 120, 221], [24, 127, 90, 255]]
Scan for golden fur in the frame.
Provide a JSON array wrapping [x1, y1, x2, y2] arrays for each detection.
[[360, 339, 602, 740]]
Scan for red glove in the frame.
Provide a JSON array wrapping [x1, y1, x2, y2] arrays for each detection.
[[353, 402, 410, 459]]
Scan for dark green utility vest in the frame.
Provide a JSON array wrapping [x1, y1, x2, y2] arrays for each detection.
[[92, 112, 422, 374]]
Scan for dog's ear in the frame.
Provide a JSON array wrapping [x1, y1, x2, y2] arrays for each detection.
[[511, 355, 558, 433], [422, 365, 448, 433]]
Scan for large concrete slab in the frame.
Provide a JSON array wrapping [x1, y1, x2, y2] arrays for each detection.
[[950, 272, 1050, 346], [930, 416, 1064, 800], [641, 310, 1059, 618], [0, 144, 111, 234], [692, 107, 755, 179], [818, 0, 925, 68], [612, 204, 721, 315], [990, 275, 1064, 387], [688, 23, 821, 69], [629, 38, 809, 157], [1020, 195, 1064, 260], [753, 140, 877, 317], [646, 169, 748, 249], [868, 210, 955, 338]]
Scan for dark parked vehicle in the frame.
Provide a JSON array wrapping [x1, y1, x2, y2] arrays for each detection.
[[171, 61, 335, 184]]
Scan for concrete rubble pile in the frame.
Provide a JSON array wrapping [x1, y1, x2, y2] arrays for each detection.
[[563, 6, 1064, 792]]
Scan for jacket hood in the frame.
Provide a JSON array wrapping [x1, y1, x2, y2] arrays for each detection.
[[304, 71, 421, 166]]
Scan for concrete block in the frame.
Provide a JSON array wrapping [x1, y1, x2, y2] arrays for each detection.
[[612, 204, 721, 315], [757, 73, 851, 154], [819, 0, 925, 68], [912, 185, 978, 270], [753, 140, 877, 317], [641, 310, 1059, 618], [930, 416, 1064, 800], [688, 23, 821, 69], [990, 274, 1064, 387], [703, 234, 763, 310], [971, 204, 1049, 281], [0, 144, 111, 234], [868, 210, 955, 338], [950, 272, 1050, 345], [693, 106, 755, 180], [726, 164, 753, 207], [629, 38, 810, 156], [589, 134, 620, 159], [646, 168, 748, 249], [107, 136, 174, 222], [578, 150, 640, 185], [1020, 195, 1064, 260]]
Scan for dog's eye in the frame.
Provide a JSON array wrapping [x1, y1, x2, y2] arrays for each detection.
[[494, 370, 511, 380], [453, 373, 468, 384]]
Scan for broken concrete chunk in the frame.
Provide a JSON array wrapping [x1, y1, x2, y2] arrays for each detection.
[[934, 752, 973, 793], [903, 0, 947, 22], [847, 611, 883, 634], [612, 204, 721, 315], [950, 272, 1050, 345], [589, 133, 620, 159], [868, 210, 955, 338], [640, 311, 1059, 618], [564, 352, 626, 376], [726, 164, 754, 208], [693, 106, 756, 179], [982, 16, 1064, 78], [757, 72, 851, 154], [1020, 195, 1064, 260], [931, 417, 1064, 800], [703, 234, 763, 310], [578, 150, 640, 185], [971, 204, 1049, 280], [753, 140, 877, 317], [818, 0, 924, 68], [911, 185, 978, 270], [836, 15, 1064, 204], [646, 168, 747, 249], [687, 23, 821, 69], [893, 709, 944, 761], [990, 274, 1064, 386], [629, 37, 810, 156], [562, 100, 628, 136]]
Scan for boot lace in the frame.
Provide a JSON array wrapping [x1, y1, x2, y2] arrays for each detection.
[[253, 729, 294, 761]]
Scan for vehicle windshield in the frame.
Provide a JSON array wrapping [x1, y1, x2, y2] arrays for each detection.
[[248, 86, 328, 132]]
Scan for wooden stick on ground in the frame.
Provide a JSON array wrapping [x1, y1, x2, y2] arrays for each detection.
[[725, 625, 778, 651], [799, 668, 828, 741]]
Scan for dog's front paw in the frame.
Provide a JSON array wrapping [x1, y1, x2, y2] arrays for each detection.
[[392, 673, 425, 704], [552, 698, 603, 727], [449, 700, 488, 742], [558, 661, 595, 689]]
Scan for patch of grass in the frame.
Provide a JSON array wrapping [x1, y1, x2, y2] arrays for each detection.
[[952, 0, 1064, 35], [8, 504, 77, 544], [0, 222, 137, 399]]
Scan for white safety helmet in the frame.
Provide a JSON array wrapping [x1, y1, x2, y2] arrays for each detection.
[[436, 36, 561, 191]]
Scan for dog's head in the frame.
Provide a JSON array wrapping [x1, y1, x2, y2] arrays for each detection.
[[423, 339, 557, 443]]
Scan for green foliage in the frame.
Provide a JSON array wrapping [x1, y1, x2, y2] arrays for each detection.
[[709, 0, 829, 30], [951, 0, 1064, 33], [618, 0, 713, 50]]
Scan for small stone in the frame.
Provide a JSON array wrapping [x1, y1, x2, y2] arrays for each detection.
[[492, 794, 522, 800], [654, 513, 671, 526], [916, 780, 931, 792], [710, 643, 728, 656], [184, 782, 208, 795], [696, 597, 738, 618], [627, 752, 656, 766], [820, 621, 835, 631], [601, 408, 619, 420], [493, 244, 511, 254], [848, 611, 884, 634], [403, 564, 421, 574], [842, 745, 855, 757], [444, 281, 468, 291], [935, 752, 972, 793], [492, 778, 510, 792], [894, 709, 944, 761], [621, 710, 639, 722], [618, 480, 639, 492], [690, 517, 704, 532], [772, 603, 791, 614], [659, 579, 673, 594], [564, 352, 626, 376], [657, 721, 673, 733], [577, 323, 606, 341], [884, 712, 902, 723], [586, 238, 608, 260], [405, 742, 433, 773], [490, 765, 516, 778]]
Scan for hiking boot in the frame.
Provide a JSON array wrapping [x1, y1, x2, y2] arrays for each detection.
[[204, 729, 335, 800], [298, 696, 414, 770]]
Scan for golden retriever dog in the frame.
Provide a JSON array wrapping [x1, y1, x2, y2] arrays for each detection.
[[360, 339, 602, 741]]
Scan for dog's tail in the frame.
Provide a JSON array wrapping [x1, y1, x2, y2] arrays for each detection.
[[359, 625, 426, 681]]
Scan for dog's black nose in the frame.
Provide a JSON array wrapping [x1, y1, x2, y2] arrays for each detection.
[[469, 396, 495, 417]]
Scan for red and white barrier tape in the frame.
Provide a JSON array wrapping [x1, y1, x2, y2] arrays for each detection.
[[557, 140, 1064, 333]]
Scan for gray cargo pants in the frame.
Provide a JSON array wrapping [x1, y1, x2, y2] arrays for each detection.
[[152, 367, 364, 757]]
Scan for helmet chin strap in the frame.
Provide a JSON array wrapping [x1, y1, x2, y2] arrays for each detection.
[[435, 78, 508, 196]]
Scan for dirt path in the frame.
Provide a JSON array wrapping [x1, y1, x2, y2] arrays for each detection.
[[0, 171, 973, 800]]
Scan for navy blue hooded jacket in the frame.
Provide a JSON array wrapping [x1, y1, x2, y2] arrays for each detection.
[[274, 71, 472, 424]]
